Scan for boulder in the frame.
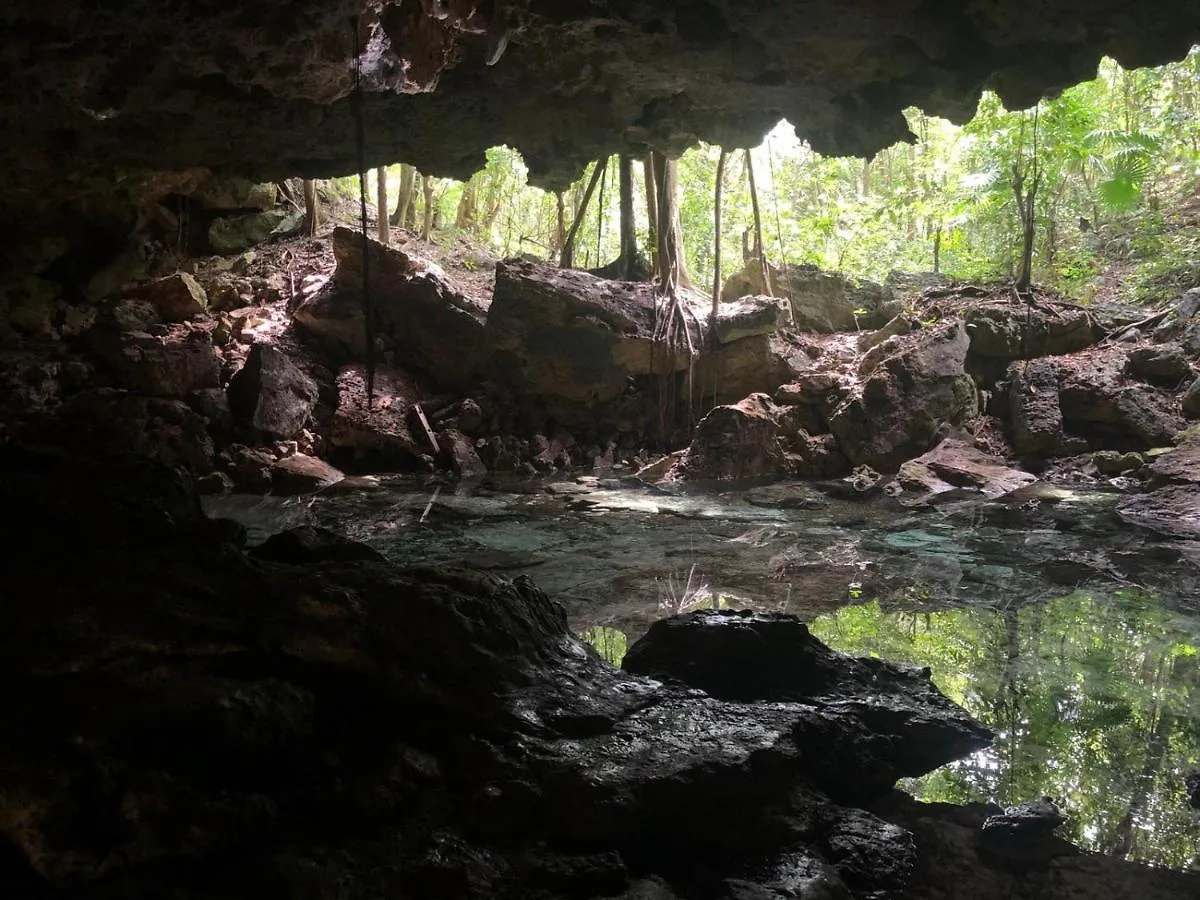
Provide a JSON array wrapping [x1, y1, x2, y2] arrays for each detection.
[[191, 176, 277, 211], [209, 209, 301, 254], [693, 331, 815, 408], [1116, 438, 1200, 540], [670, 393, 845, 481], [294, 227, 486, 392], [106, 329, 221, 397], [1124, 343, 1193, 387], [1183, 375, 1200, 419], [670, 393, 788, 480], [329, 363, 427, 468], [722, 260, 894, 332], [828, 321, 978, 471], [226, 343, 318, 441], [1057, 348, 1185, 450], [964, 303, 1098, 360], [127, 273, 208, 321], [271, 452, 345, 494], [1008, 360, 1063, 455], [187, 387, 234, 447], [487, 258, 701, 404], [896, 438, 1037, 505], [106, 297, 162, 332], [439, 428, 487, 477], [712, 295, 792, 344]]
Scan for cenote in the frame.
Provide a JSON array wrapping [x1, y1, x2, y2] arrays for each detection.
[[209, 472, 1200, 870]]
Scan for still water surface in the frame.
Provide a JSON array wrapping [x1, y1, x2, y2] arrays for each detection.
[[206, 474, 1200, 869]]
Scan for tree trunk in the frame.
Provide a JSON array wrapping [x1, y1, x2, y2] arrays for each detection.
[[456, 177, 479, 232], [391, 164, 416, 228], [421, 174, 436, 241], [560, 159, 607, 268], [375, 167, 389, 246], [618, 156, 638, 279], [933, 225, 942, 273], [712, 148, 728, 318], [651, 152, 692, 292], [1013, 164, 1039, 293], [595, 157, 609, 264], [644, 155, 659, 274], [745, 150, 771, 297], [553, 191, 566, 256], [302, 179, 320, 236]]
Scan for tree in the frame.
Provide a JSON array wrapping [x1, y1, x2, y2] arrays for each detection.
[[745, 149, 772, 296], [1012, 108, 1042, 294], [421, 173, 436, 240], [302, 179, 320, 236], [390, 163, 417, 229], [711, 147, 728, 319], [376, 166, 389, 246], [560, 159, 606, 268]]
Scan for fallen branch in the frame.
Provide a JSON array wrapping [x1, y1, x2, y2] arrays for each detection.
[[412, 403, 441, 455], [1097, 309, 1172, 347]]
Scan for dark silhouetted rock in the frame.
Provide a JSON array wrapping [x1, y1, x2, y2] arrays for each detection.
[[250, 525, 385, 563], [1125, 343, 1193, 387], [227, 343, 318, 441], [127, 273, 209, 321], [1009, 360, 1063, 455]]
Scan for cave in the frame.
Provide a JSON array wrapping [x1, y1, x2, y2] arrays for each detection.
[[3, 2, 1200, 898]]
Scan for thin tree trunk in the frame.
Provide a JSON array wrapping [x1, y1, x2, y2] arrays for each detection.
[[712, 148, 728, 318], [302, 179, 320, 236], [644, 155, 659, 274], [595, 156, 609, 264], [560, 159, 607, 268], [745, 150, 771, 297], [933, 225, 942, 273], [554, 191, 566, 256], [421, 174, 435, 240], [618, 155, 638, 279], [456, 177, 479, 231], [376, 167, 389, 245]]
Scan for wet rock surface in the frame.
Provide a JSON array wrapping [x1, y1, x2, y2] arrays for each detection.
[[3, 449, 1197, 898]]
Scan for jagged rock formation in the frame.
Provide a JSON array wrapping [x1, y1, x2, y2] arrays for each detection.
[[3, 446, 1196, 899], [3, 1, 1200, 243]]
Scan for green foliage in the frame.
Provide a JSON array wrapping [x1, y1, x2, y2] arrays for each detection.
[[579, 625, 628, 667], [373, 47, 1199, 301]]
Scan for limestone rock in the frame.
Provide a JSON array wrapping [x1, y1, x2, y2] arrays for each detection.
[[723, 261, 894, 332], [964, 303, 1098, 360], [1183, 375, 1200, 419], [713, 295, 792, 344], [329, 364, 426, 468], [271, 452, 345, 494], [671, 393, 788, 480], [226, 343, 318, 441], [127, 273, 209, 321], [209, 209, 301, 254], [439, 428, 487, 477], [1058, 348, 1184, 450], [1008, 360, 1063, 455], [294, 227, 485, 392], [1125, 343, 1193, 387], [896, 438, 1037, 504], [192, 176, 277, 211], [106, 297, 162, 332], [694, 331, 815, 408], [107, 329, 221, 397], [487, 258, 698, 404], [828, 321, 978, 471]]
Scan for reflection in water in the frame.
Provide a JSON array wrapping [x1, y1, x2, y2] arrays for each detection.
[[207, 476, 1200, 869], [809, 591, 1200, 869]]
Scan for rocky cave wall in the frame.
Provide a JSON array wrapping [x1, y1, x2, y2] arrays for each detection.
[[3, 0, 1200, 250]]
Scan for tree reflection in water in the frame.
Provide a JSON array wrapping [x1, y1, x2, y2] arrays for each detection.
[[809, 589, 1200, 869]]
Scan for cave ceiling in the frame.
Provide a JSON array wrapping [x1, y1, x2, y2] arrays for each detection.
[[3, 0, 1199, 227]]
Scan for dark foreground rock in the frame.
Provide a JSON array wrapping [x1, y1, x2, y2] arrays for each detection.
[[1, 448, 1196, 900]]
